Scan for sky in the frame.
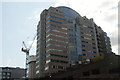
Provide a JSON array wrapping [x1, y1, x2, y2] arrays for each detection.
[[0, 0, 119, 68]]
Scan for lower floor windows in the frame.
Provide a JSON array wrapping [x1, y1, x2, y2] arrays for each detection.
[[51, 59, 68, 64], [45, 59, 68, 64], [52, 65, 65, 69]]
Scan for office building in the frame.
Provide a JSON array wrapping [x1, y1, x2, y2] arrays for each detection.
[[36, 6, 112, 78]]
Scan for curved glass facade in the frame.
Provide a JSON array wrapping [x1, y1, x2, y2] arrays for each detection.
[[57, 6, 81, 20], [57, 6, 82, 65]]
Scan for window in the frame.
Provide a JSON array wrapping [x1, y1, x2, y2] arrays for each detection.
[[49, 54, 68, 58], [45, 66, 49, 70], [46, 54, 50, 58], [87, 50, 93, 53], [46, 59, 51, 63], [47, 44, 67, 48], [86, 54, 94, 57], [84, 37, 92, 40], [82, 49, 86, 51], [46, 38, 68, 44], [2, 76, 6, 79], [51, 59, 68, 64], [88, 27, 93, 29], [52, 65, 64, 69], [92, 43, 95, 45], [3, 72, 6, 75], [46, 28, 67, 34], [93, 51, 96, 53], [52, 65, 56, 69], [46, 39, 52, 43], [83, 25, 88, 28], [70, 51, 77, 54], [36, 60, 39, 64], [46, 28, 52, 33], [82, 45, 85, 47], [83, 54, 86, 56], [47, 24, 61, 29], [7, 77, 10, 79], [48, 20, 62, 24], [93, 47, 96, 49], [36, 65, 39, 68], [36, 70, 39, 74], [46, 33, 67, 39], [68, 28, 74, 31], [48, 15, 65, 21], [85, 33, 92, 36], [62, 27, 67, 30], [46, 48, 68, 53], [7, 73, 10, 75], [52, 12, 64, 17], [58, 66, 64, 69]]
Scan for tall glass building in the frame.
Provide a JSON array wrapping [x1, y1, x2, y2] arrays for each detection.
[[36, 6, 112, 78]]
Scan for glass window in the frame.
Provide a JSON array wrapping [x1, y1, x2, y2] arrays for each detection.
[[48, 20, 62, 24], [82, 45, 85, 47], [58, 7, 80, 20], [3, 73, 6, 75], [36, 70, 39, 74], [45, 66, 49, 70], [93, 47, 96, 49], [36, 65, 39, 68], [83, 25, 88, 28], [92, 43, 95, 45], [82, 49, 86, 51], [93, 51, 96, 53], [46, 54, 50, 58], [84, 37, 92, 40], [58, 66, 64, 69], [83, 54, 86, 56], [51, 12, 64, 17], [3, 76, 6, 79], [48, 15, 65, 21], [46, 59, 51, 63], [7, 73, 10, 75], [88, 27, 93, 29], [52, 65, 57, 69]]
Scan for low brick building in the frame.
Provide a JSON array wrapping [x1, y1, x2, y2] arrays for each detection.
[[0, 67, 25, 80]]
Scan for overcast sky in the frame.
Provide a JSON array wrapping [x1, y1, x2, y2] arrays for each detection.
[[0, 0, 119, 68]]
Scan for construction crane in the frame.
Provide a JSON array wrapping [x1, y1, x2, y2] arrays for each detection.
[[21, 34, 36, 77]]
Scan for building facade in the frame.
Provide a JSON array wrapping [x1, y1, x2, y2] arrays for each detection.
[[0, 67, 25, 79], [36, 6, 112, 78], [50, 53, 120, 79], [27, 55, 36, 78]]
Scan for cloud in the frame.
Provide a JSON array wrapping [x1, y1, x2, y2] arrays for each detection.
[[112, 45, 118, 54], [103, 13, 117, 23], [2, 0, 57, 2], [27, 40, 37, 49], [27, 39, 37, 55], [27, 9, 41, 21], [110, 34, 118, 46]]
